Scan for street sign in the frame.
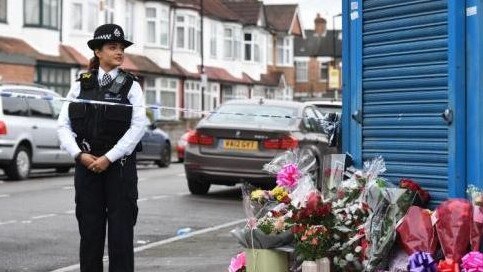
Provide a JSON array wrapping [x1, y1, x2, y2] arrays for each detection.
[[329, 66, 340, 89]]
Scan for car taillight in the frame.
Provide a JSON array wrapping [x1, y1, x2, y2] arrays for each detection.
[[0, 121, 6, 135], [263, 135, 298, 150], [187, 131, 214, 146]]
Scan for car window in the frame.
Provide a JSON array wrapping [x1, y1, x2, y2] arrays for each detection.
[[314, 105, 342, 114], [27, 99, 53, 118], [207, 104, 298, 127], [2, 97, 29, 116]]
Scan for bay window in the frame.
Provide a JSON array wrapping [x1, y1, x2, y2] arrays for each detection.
[[24, 0, 59, 29], [145, 5, 170, 47], [176, 14, 200, 53]]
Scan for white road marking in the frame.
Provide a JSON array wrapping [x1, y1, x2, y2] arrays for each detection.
[[50, 218, 245, 272], [22, 220, 32, 224], [151, 195, 167, 200], [138, 178, 146, 182], [65, 210, 75, 214], [62, 186, 74, 190], [0, 194, 10, 198], [0, 220, 17, 226], [176, 173, 186, 177], [32, 214, 57, 220], [137, 198, 148, 202]]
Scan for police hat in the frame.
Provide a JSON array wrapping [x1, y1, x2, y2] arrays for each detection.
[[87, 24, 133, 50]]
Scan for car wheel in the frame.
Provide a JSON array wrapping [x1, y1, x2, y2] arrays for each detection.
[[156, 144, 171, 168], [55, 167, 71, 173], [187, 176, 210, 195], [6, 145, 31, 180]]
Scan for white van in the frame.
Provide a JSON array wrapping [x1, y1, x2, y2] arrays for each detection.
[[0, 84, 74, 180]]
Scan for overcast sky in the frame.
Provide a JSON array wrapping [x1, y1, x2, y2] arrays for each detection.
[[262, 0, 342, 30]]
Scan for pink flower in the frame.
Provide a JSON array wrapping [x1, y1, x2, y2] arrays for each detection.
[[276, 163, 301, 190], [228, 252, 246, 272]]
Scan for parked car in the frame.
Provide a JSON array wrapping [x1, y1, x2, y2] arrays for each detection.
[[0, 84, 74, 180], [176, 130, 192, 163], [184, 99, 339, 195], [303, 100, 342, 151], [303, 100, 342, 114], [136, 123, 171, 167]]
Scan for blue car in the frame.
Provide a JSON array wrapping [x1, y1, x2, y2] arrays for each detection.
[[136, 123, 171, 167]]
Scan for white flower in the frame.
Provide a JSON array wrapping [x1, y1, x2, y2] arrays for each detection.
[[333, 256, 339, 265], [362, 260, 369, 267], [345, 253, 354, 262], [339, 260, 348, 267], [333, 234, 340, 240], [345, 220, 352, 226], [355, 246, 362, 253]]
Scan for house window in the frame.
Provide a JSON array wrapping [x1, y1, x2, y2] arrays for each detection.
[[104, 0, 114, 24], [224, 26, 241, 60], [267, 35, 273, 64], [24, 0, 59, 29], [36, 65, 71, 97], [71, 1, 98, 32], [244, 32, 261, 62], [319, 62, 328, 81], [146, 6, 169, 47], [210, 22, 217, 58], [71, 3, 82, 30], [184, 80, 201, 119], [276, 37, 293, 66], [144, 78, 178, 120], [160, 78, 177, 119], [295, 61, 308, 82], [176, 14, 200, 52], [0, 0, 6, 23], [125, 0, 134, 41]]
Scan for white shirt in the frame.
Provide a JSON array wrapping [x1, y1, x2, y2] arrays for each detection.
[[57, 67, 147, 162]]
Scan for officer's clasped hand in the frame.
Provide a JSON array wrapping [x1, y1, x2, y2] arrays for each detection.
[[87, 156, 111, 174]]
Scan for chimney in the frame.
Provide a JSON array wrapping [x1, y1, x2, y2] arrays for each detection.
[[314, 13, 327, 35]]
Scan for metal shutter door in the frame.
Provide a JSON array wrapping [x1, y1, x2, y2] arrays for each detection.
[[361, 0, 450, 204]]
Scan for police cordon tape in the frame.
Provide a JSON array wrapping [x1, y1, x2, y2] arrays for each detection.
[[0, 91, 340, 124]]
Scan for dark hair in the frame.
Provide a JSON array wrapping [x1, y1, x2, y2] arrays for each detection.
[[88, 55, 100, 71]]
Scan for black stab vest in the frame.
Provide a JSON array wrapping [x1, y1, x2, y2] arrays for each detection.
[[68, 69, 135, 156]]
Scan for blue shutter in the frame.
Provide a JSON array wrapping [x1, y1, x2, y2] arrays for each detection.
[[344, 0, 466, 206]]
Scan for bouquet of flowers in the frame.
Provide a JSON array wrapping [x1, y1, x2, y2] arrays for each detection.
[[231, 184, 294, 249], [467, 185, 483, 251], [396, 206, 438, 272], [399, 178, 431, 209], [321, 154, 348, 199], [364, 182, 408, 271], [228, 252, 246, 272], [435, 199, 473, 271], [291, 191, 335, 261]]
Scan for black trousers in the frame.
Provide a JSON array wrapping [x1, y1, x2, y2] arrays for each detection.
[[74, 154, 138, 272]]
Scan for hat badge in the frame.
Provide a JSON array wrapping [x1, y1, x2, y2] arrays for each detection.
[[114, 28, 121, 37]]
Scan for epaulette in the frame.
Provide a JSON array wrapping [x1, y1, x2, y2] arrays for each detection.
[[78, 70, 97, 89]]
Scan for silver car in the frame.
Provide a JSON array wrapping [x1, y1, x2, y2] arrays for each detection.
[[184, 99, 338, 194], [0, 85, 73, 180]]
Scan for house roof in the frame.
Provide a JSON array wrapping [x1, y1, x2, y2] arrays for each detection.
[[122, 54, 186, 77], [0, 36, 86, 66], [200, 65, 253, 85], [294, 30, 342, 57], [265, 4, 298, 32], [259, 71, 283, 86], [221, 0, 262, 26], [175, 0, 241, 22]]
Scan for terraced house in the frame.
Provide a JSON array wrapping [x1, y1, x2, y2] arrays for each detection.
[[0, 0, 303, 132]]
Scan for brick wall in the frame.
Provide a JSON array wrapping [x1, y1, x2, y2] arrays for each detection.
[[294, 57, 341, 97], [0, 63, 35, 83]]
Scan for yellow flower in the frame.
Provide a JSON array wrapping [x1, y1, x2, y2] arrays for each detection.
[[251, 190, 264, 201]]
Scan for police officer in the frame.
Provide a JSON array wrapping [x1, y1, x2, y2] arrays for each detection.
[[57, 24, 146, 272]]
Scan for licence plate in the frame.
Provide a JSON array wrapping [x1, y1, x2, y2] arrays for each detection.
[[223, 139, 258, 151]]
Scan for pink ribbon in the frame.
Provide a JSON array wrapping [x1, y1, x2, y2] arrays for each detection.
[[462, 251, 483, 272], [276, 163, 300, 190]]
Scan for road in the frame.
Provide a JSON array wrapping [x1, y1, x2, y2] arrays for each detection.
[[0, 163, 247, 272]]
